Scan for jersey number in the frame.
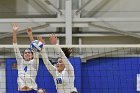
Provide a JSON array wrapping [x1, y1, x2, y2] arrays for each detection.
[[24, 66, 27, 72], [56, 78, 62, 84]]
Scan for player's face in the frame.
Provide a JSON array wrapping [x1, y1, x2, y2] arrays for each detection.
[[23, 49, 33, 61], [56, 58, 65, 72]]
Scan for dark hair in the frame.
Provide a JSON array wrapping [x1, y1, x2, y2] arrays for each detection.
[[71, 91, 78, 93], [62, 48, 72, 58], [53, 48, 72, 65], [53, 57, 61, 65]]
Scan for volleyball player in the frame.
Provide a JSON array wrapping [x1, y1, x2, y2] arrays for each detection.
[[12, 23, 39, 93], [38, 35, 77, 93]]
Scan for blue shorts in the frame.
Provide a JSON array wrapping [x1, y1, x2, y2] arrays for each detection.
[[18, 89, 37, 93]]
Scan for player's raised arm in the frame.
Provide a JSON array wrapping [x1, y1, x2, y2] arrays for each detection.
[[12, 23, 23, 62], [26, 27, 34, 42], [26, 28, 40, 70], [38, 36, 56, 76], [49, 34, 74, 75], [12, 23, 19, 43]]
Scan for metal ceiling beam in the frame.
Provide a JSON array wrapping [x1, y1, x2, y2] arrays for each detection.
[[33, 0, 56, 14], [89, 23, 140, 39], [0, 24, 49, 39], [65, 0, 72, 45], [1, 18, 140, 23], [83, 0, 111, 17], [0, 17, 140, 23], [45, 0, 62, 15], [27, 0, 50, 14], [0, 18, 65, 23], [73, 18, 140, 22], [48, 22, 88, 27], [75, 0, 92, 15], [18, 33, 122, 37], [1, 17, 140, 39]]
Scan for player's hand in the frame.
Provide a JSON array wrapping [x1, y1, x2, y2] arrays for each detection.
[[12, 23, 19, 32], [26, 27, 32, 35], [49, 33, 57, 45], [37, 35, 45, 44]]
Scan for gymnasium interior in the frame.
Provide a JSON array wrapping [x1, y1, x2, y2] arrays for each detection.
[[0, 0, 140, 93]]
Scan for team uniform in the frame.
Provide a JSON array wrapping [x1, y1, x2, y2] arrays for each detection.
[[13, 43, 39, 93], [40, 46, 77, 93]]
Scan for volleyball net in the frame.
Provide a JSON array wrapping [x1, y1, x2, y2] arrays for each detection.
[[1, 44, 140, 93]]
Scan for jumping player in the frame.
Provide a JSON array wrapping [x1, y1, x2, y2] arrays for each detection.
[[38, 34, 77, 93], [12, 23, 39, 93]]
